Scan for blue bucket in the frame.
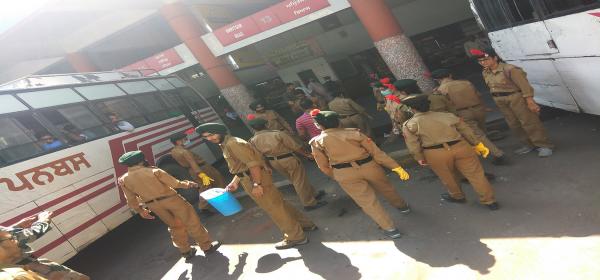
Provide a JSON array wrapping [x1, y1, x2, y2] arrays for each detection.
[[200, 188, 242, 216]]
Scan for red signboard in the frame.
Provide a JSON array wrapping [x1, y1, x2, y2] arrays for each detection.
[[252, 8, 282, 32], [273, 0, 331, 24], [213, 0, 331, 47], [213, 17, 262, 47], [120, 48, 183, 76]]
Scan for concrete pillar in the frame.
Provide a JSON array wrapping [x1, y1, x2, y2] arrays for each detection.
[[160, 2, 254, 120], [65, 52, 97, 73], [349, 0, 434, 91]]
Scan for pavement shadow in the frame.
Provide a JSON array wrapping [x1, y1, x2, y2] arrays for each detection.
[[255, 236, 361, 280], [178, 251, 248, 280]]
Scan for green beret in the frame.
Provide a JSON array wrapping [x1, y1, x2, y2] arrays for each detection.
[[169, 132, 187, 144], [247, 117, 268, 127], [313, 110, 339, 128], [393, 79, 417, 91], [401, 94, 429, 109], [118, 151, 145, 166], [249, 101, 263, 110], [430, 69, 451, 79], [195, 123, 228, 135]]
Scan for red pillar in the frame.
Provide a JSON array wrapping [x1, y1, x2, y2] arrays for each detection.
[[161, 2, 255, 120], [349, 0, 434, 91], [66, 52, 97, 73]]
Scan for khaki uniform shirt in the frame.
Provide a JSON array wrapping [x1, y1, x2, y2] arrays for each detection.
[[254, 110, 293, 133], [171, 145, 206, 176], [310, 128, 400, 177], [483, 63, 534, 97], [385, 100, 412, 127], [119, 166, 192, 213], [250, 130, 301, 157], [220, 135, 265, 174], [328, 97, 367, 117], [403, 112, 480, 161], [436, 79, 482, 109], [427, 93, 457, 114]]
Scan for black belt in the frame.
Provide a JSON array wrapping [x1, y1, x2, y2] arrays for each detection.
[[423, 140, 461, 150], [235, 170, 250, 177], [339, 114, 357, 119], [266, 153, 294, 161], [492, 92, 516, 97], [144, 194, 175, 204], [331, 156, 373, 169], [457, 104, 481, 111]]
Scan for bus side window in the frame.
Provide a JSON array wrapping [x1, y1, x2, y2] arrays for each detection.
[[94, 98, 148, 129], [0, 116, 46, 164], [132, 94, 172, 122], [473, 0, 512, 31], [502, 0, 538, 23], [40, 105, 111, 144], [179, 88, 209, 110], [538, 0, 600, 16]]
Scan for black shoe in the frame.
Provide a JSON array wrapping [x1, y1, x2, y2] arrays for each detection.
[[275, 237, 309, 249], [491, 155, 508, 166], [487, 202, 500, 211], [182, 247, 197, 260], [314, 190, 326, 200], [383, 228, 402, 239], [440, 193, 466, 203], [304, 201, 328, 211], [397, 204, 411, 214], [202, 241, 222, 255], [303, 225, 318, 232]]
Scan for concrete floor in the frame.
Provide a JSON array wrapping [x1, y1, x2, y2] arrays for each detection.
[[65, 111, 600, 280]]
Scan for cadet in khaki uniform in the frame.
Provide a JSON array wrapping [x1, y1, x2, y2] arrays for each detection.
[[170, 132, 226, 211], [118, 151, 221, 259], [247, 116, 327, 210], [431, 69, 507, 165], [471, 48, 554, 157], [249, 101, 295, 135], [196, 123, 316, 250], [309, 110, 411, 239], [401, 95, 499, 210], [327, 86, 373, 138], [0, 212, 89, 280]]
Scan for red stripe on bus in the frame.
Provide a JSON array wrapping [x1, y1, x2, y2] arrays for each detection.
[[34, 202, 126, 257], [1, 175, 115, 226], [52, 182, 116, 217], [123, 123, 190, 151]]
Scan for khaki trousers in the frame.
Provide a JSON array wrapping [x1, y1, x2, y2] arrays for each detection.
[[268, 156, 318, 207], [340, 115, 373, 138], [147, 195, 213, 252], [456, 105, 504, 157], [424, 141, 495, 204], [191, 164, 225, 209], [332, 161, 407, 230], [240, 170, 314, 242], [493, 93, 553, 148]]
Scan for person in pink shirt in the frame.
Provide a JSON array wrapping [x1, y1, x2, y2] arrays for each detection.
[[295, 99, 322, 141]]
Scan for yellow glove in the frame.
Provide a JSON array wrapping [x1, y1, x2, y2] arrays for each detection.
[[474, 142, 490, 158], [198, 173, 214, 186], [392, 167, 410, 181]]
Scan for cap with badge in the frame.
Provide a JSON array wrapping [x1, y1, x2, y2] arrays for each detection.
[[195, 123, 228, 135]]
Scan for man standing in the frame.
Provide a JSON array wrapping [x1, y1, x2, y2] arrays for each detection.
[[431, 68, 506, 164], [249, 101, 295, 135], [170, 132, 226, 212], [327, 86, 373, 138], [118, 151, 221, 259], [472, 48, 554, 157], [0, 211, 90, 280], [401, 95, 499, 210], [310, 110, 411, 239], [295, 99, 323, 142], [196, 123, 316, 250], [247, 116, 327, 211]]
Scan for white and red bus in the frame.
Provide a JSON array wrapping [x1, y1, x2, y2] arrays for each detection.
[[469, 0, 600, 115], [0, 71, 223, 263]]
